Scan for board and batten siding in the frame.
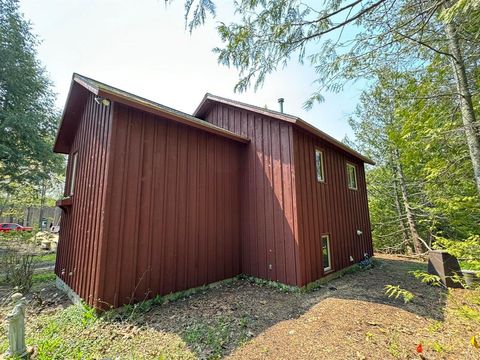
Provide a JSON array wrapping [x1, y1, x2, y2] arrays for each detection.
[[96, 103, 243, 308], [55, 93, 112, 305], [293, 128, 373, 285], [203, 103, 301, 286]]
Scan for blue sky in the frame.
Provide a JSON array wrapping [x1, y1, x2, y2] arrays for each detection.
[[20, 0, 365, 141]]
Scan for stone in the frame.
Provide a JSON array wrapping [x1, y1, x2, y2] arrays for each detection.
[[428, 250, 463, 288]]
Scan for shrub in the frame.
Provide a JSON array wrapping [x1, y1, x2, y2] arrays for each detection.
[[3, 252, 37, 293]]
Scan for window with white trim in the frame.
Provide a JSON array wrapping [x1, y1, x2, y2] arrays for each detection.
[[346, 163, 357, 190], [69, 152, 78, 196], [322, 235, 331, 272], [315, 149, 325, 182]]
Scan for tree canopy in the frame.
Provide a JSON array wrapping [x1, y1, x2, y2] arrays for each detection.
[[0, 0, 63, 192], [0, 0, 64, 226], [172, 0, 480, 255]]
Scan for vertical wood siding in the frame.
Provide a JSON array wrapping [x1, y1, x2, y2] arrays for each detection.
[[97, 104, 243, 308], [204, 104, 300, 286], [55, 93, 112, 305], [293, 128, 373, 285]]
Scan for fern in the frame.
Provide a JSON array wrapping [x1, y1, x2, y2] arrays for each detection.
[[410, 270, 442, 286], [384, 285, 415, 303]]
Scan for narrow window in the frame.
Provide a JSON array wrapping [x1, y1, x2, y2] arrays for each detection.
[[322, 235, 331, 272], [69, 152, 78, 196], [346, 163, 357, 190], [315, 149, 325, 182]]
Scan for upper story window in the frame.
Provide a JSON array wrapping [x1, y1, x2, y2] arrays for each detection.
[[315, 149, 325, 182], [346, 163, 357, 190], [69, 152, 78, 196]]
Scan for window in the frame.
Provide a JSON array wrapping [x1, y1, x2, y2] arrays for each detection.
[[346, 163, 357, 190], [315, 149, 325, 182], [69, 152, 78, 196], [322, 235, 331, 272]]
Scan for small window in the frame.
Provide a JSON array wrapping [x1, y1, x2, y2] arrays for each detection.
[[69, 152, 78, 196], [322, 235, 331, 272], [346, 163, 357, 190], [315, 149, 325, 182]]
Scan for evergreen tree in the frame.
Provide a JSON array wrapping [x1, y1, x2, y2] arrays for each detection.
[[0, 0, 62, 192], [174, 0, 480, 194]]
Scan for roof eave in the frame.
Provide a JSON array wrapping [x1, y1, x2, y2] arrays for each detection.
[[194, 94, 298, 124], [95, 88, 249, 144], [295, 119, 375, 165], [54, 74, 250, 153], [53, 74, 91, 154], [196, 93, 375, 166]]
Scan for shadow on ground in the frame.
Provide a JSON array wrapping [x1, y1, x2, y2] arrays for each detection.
[[112, 255, 446, 359]]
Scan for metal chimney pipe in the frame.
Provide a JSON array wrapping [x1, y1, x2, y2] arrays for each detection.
[[278, 98, 284, 113]]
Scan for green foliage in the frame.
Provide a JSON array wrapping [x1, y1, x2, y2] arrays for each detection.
[[25, 304, 97, 359], [427, 320, 443, 333], [0, 0, 64, 198], [349, 62, 480, 254], [183, 316, 250, 360], [455, 304, 480, 324], [239, 273, 299, 293], [32, 271, 56, 284], [384, 284, 415, 303], [0, 251, 37, 291], [410, 270, 442, 287], [35, 252, 56, 263], [174, 0, 480, 256], [434, 235, 480, 270]]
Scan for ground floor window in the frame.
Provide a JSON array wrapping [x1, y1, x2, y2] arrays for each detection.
[[322, 234, 331, 272]]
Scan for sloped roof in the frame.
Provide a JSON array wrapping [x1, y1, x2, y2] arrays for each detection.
[[194, 93, 375, 165], [53, 74, 250, 153]]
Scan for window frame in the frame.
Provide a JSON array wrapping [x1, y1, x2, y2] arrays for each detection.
[[346, 162, 358, 190], [69, 152, 78, 196], [321, 234, 332, 272], [315, 148, 325, 183]]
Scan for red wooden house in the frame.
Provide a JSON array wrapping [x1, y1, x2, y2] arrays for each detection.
[[54, 74, 374, 308]]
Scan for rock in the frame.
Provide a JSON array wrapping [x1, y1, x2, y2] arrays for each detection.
[[40, 239, 51, 250]]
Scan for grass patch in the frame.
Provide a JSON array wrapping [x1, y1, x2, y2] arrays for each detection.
[[35, 252, 56, 263], [32, 272, 56, 284], [0, 304, 195, 359], [183, 316, 250, 359]]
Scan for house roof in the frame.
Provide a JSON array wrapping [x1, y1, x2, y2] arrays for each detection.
[[53, 74, 250, 154], [194, 93, 375, 165]]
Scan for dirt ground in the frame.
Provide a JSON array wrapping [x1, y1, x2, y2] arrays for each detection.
[[1, 254, 479, 359]]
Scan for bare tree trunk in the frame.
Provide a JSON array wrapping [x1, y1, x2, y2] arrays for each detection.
[[393, 149, 423, 254], [26, 207, 31, 227], [445, 20, 480, 195], [38, 184, 46, 229], [392, 175, 409, 245]]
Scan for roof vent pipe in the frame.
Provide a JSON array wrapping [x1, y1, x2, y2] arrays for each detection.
[[278, 98, 284, 113]]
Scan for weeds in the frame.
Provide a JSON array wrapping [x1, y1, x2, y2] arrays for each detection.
[[183, 316, 250, 359], [455, 305, 480, 323], [427, 320, 443, 333], [387, 334, 401, 358], [238, 274, 299, 293]]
